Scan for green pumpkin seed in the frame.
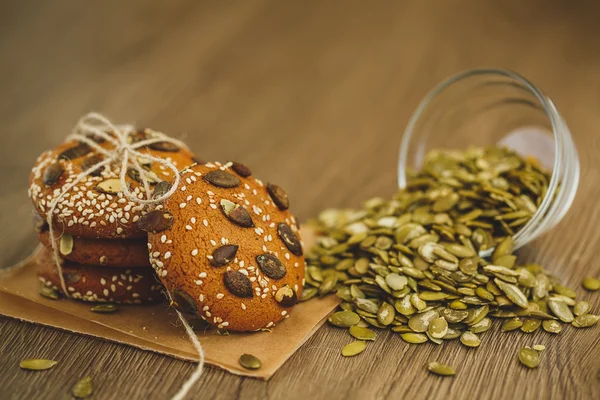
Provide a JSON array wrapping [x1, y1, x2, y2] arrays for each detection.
[[341, 341, 366, 356], [349, 325, 376, 341], [328, 311, 360, 328], [573, 301, 591, 317], [542, 319, 562, 334], [492, 237, 513, 261], [400, 332, 428, 344], [572, 314, 599, 328], [428, 317, 449, 339], [548, 299, 574, 323], [495, 279, 529, 309], [408, 310, 438, 333], [460, 331, 480, 348], [91, 304, 118, 313], [582, 276, 600, 291], [520, 319, 541, 333], [72, 376, 93, 399], [533, 344, 546, 351], [470, 317, 492, 333], [239, 354, 262, 369], [39, 285, 60, 300], [410, 293, 427, 311], [20, 359, 57, 371], [377, 302, 396, 326], [501, 317, 523, 332], [518, 348, 540, 368], [300, 287, 317, 302], [427, 361, 455, 376], [385, 273, 408, 291]]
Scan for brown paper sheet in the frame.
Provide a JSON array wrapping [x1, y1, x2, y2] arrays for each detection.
[[0, 229, 339, 380]]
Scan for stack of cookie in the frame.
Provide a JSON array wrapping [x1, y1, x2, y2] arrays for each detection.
[[29, 128, 198, 304]]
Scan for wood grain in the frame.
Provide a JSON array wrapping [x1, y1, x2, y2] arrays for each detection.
[[1, 1, 600, 399]]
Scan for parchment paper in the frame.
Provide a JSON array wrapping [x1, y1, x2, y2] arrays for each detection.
[[0, 228, 339, 380]]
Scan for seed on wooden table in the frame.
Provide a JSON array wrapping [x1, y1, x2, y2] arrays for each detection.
[[582, 276, 600, 291], [349, 326, 376, 341], [495, 278, 529, 309], [72, 376, 93, 399], [91, 304, 118, 313], [548, 299, 574, 323], [427, 361, 455, 376], [573, 301, 591, 317], [20, 359, 57, 371], [542, 320, 562, 334], [533, 344, 546, 351], [572, 314, 599, 328], [328, 311, 360, 328], [460, 331, 480, 348], [239, 354, 262, 369], [518, 348, 540, 368], [520, 319, 541, 333], [408, 309, 438, 332], [341, 341, 366, 357], [400, 333, 428, 344], [501, 317, 523, 332]]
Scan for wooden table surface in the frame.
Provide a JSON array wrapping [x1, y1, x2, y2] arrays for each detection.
[[1, 1, 600, 399]]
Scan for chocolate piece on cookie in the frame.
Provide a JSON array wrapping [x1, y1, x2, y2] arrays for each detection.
[[36, 247, 163, 304], [146, 161, 305, 331], [28, 129, 197, 239]]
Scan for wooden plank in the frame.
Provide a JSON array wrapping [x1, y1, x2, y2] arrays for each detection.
[[1, 0, 599, 398]]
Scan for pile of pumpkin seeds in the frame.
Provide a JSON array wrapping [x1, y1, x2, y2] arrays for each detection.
[[305, 146, 598, 367]]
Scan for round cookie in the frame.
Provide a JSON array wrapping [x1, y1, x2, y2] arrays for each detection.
[[38, 230, 151, 268], [36, 247, 164, 304], [144, 161, 305, 331], [29, 128, 200, 239]]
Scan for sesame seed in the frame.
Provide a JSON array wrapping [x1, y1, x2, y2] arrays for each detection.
[[216, 293, 224, 299], [203, 219, 208, 226], [191, 249, 199, 256], [161, 235, 167, 243], [241, 303, 246, 310], [179, 203, 187, 209], [209, 204, 217, 209], [199, 294, 204, 301], [161, 270, 168, 277], [196, 197, 202, 205], [199, 272, 207, 278], [186, 225, 193, 230], [281, 310, 287, 316], [190, 217, 196, 224], [164, 252, 171, 259]]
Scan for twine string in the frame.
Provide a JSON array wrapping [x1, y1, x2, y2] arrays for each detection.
[[43, 112, 203, 400]]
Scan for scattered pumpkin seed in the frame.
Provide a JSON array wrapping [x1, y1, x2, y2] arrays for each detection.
[[71, 376, 93, 399], [533, 344, 546, 351], [39, 284, 60, 300], [426, 361, 455, 376], [20, 359, 57, 371], [341, 341, 367, 356], [90, 304, 118, 313], [349, 326, 377, 341], [542, 320, 562, 334], [582, 276, 600, 291], [239, 354, 261, 369], [572, 314, 599, 328], [328, 311, 360, 328], [518, 348, 540, 368]]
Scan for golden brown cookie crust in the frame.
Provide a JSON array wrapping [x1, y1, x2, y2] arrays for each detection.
[[38, 231, 151, 268], [146, 161, 305, 331], [36, 247, 164, 304], [29, 131, 198, 239]]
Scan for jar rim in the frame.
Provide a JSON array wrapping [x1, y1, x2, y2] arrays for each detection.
[[398, 68, 565, 255]]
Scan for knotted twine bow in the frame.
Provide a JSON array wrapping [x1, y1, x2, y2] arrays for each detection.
[[44, 112, 204, 400]]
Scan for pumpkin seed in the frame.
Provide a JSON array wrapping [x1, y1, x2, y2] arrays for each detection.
[[377, 302, 396, 326], [39, 284, 60, 300], [220, 199, 254, 228], [349, 326, 376, 341], [427, 361, 455, 376], [573, 301, 591, 317], [328, 311, 360, 328], [95, 178, 122, 194], [533, 344, 546, 351], [341, 341, 367, 356], [59, 234, 73, 256], [520, 319, 541, 333], [231, 161, 252, 177], [495, 279, 529, 309], [72, 376, 93, 398], [460, 331, 480, 348], [582, 276, 600, 291], [91, 304, 118, 313], [572, 314, 599, 328], [518, 348, 540, 368], [43, 163, 64, 186], [20, 359, 57, 371], [428, 317, 449, 338], [266, 183, 290, 210], [542, 319, 562, 334], [548, 299, 574, 323], [400, 333, 428, 344], [239, 354, 261, 369]]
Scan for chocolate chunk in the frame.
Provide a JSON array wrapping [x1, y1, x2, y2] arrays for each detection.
[[137, 210, 174, 233], [43, 163, 64, 186], [275, 285, 297, 307], [267, 183, 289, 210], [81, 154, 104, 177], [171, 289, 198, 315], [256, 253, 287, 280], [223, 270, 253, 298], [149, 141, 179, 152], [58, 143, 91, 160], [220, 199, 254, 227], [153, 181, 172, 199], [203, 170, 241, 188], [33, 213, 48, 233], [231, 162, 252, 177], [211, 245, 239, 267], [277, 223, 303, 256]]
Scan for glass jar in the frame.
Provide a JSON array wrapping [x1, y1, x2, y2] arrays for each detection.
[[398, 68, 580, 257]]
